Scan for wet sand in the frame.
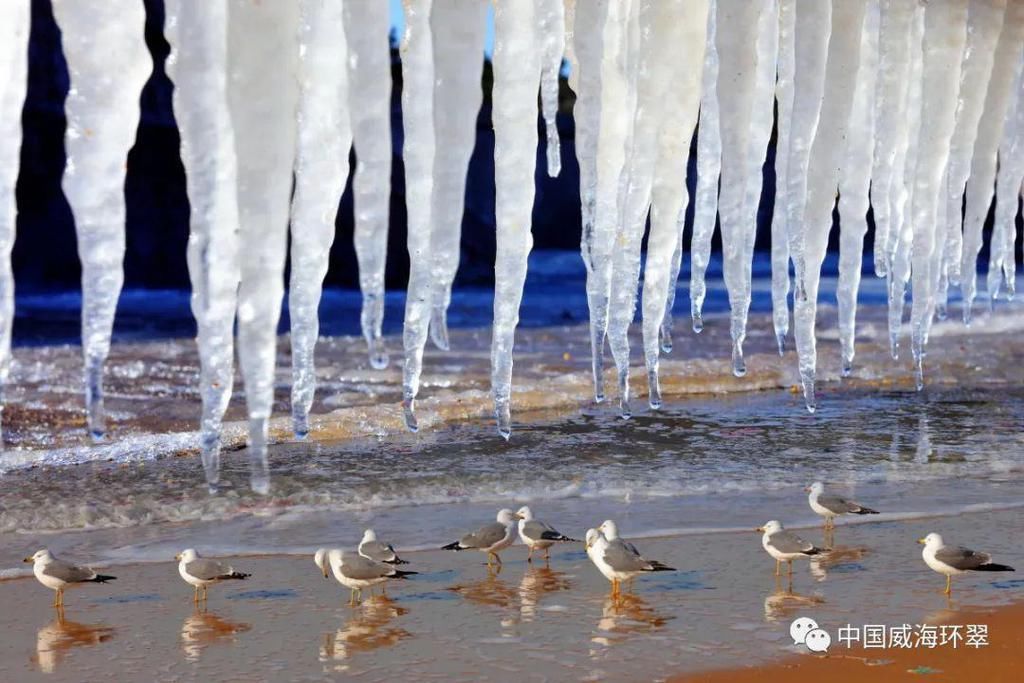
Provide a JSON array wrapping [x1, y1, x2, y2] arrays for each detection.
[[1, 507, 1021, 682]]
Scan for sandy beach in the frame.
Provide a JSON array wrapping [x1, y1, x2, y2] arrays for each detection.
[[1, 506, 1021, 682]]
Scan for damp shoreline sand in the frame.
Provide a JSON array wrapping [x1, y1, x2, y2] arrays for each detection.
[[1, 506, 1021, 682]]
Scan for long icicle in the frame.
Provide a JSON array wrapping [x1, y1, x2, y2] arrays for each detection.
[[51, 0, 151, 441], [227, 0, 300, 494], [0, 0, 29, 447], [165, 0, 241, 491], [490, 0, 543, 438], [989, 69, 1024, 301], [538, 0, 565, 177], [770, 0, 795, 356], [289, 0, 352, 439], [400, 0, 436, 433]]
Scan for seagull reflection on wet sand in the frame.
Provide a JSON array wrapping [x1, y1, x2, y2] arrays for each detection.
[[518, 565, 572, 621], [180, 608, 251, 662], [320, 595, 411, 669], [592, 593, 672, 647], [33, 609, 115, 674], [449, 573, 519, 610], [763, 583, 826, 623]]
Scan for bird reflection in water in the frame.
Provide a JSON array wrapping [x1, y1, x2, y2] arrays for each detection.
[[809, 543, 869, 582], [320, 595, 411, 671], [33, 608, 115, 674], [592, 593, 672, 648], [518, 565, 571, 621], [448, 572, 518, 610], [763, 581, 825, 622], [180, 608, 251, 662]]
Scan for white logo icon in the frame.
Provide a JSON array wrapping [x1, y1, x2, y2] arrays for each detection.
[[804, 628, 831, 653], [789, 617, 819, 645]]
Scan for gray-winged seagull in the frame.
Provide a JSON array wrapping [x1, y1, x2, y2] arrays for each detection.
[[442, 508, 523, 569], [918, 532, 1014, 595], [516, 506, 579, 562], [805, 482, 879, 529], [758, 521, 824, 576], [358, 529, 408, 565], [24, 549, 116, 608], [586, 521, 674, 596], [176, 549, 250, 603], [314, 548, 417, 605]]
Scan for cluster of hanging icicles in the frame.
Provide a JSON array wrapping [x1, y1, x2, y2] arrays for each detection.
[[0, 0, 1022, 492]]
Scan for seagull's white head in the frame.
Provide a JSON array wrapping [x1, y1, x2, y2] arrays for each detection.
[[497, 508, 522, 524], [597, 520, 619, 540], [176, 548, 199, 563], [23, 548, 51, 564], [584, 528, 601, 551], [314, 548, 329, 577], [362, 529, 377, 543], [805, 482, 824, 494], [918, 533, 943, 548], [516, 506, 533, 521], [758, 520, 783, 535]]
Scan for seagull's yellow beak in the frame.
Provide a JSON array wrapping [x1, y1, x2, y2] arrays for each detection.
[[755, 527, 764, 533], [513, 513, 524, 520], [322, 568, 329, 578], [803, 486, 812, 493], [917, 538, 926, 545], [23, 556, 33, 563], [174, 553, 181, 561]]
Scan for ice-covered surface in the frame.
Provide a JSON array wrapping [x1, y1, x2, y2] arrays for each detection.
[[0, 0, 29, 445], [51, 0, 151, 440]]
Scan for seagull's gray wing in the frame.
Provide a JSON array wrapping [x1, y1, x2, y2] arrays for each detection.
[[185, 558, 237, 581], [461, 522, 507, 549], [602, 539, 654, 573], [360, 540, 399, 563], [767, 530, 819, 555], [42, 560, 97, 583], [935, 545, 992, 571], [817, 494, 877, 515], [520, 520, 554, 542], [340, 555, 394, 581]]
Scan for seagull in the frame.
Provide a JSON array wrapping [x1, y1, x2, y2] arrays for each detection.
[[358, 529, 408, 565], [758, 521, 824, 576], [918, 533, 1014, 595], [175, 549, 250, 603], [23, 549, 116, 608], [441, 508, 523, 569], [805, 482, 879, 529], [516, 506, 579, 563], [586, 521, 674, 596], [314, 548, 417, 605]]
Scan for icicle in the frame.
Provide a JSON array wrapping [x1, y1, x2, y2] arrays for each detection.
[[579, 0, 633, 405], [784, 1, 831, 306], [836, 0, 880, 377], [715, 0, 767, 378], [688, 2, 720, 335], [538, 0, 565, 177], [884, 6, 924, 360], [289, 0, 352, 439], [942, 0, 1007, 302], [343, 0, 393, 369], [51, 0, 150, 440], [870, 0, 916, 279], [400, 0, 436, 433], [660, 202, 684, 355], [770, 0, 795, 356], [990, 75, 1024, 301], [165, 1, 241, 490], [638, 1, 709, 410], [227, 0, 300, 494], [0, 0, 29, 447], [909, 0, 969, 391], [490, 0, 542, 438], [426, 0, 487, 352], [960, 0, 1024, 322], [793, 0, 865, 413]]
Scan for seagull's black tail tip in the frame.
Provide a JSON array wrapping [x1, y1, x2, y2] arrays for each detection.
[[648, 561, 675, 572], [805, 547, 825, 556], [541, 531, 581, 543], [441, 541, 462, 551], [90, 574, 117, 583], [975, 563, 1015, 572], [386, 558, 410, 565], [855, 507, 880, 515], [227, 572, 251, 580], [392, 570, 418, 579]]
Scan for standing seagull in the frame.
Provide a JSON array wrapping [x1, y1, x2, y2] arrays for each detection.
[[24, 549, 115, 608], [918, 533, 1014, 595], [587, 521, 674, 596], [358, 529, 408, 565], [176, 549, 250, 603], [805, 482, 879, 529], [516, 506, 579, 563], [758, 521, 824, 577], [441, 508, 523, 569], [314, 548, 416, 605]]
